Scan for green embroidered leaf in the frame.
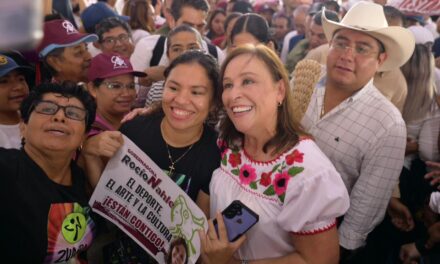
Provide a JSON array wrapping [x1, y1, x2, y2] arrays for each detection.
[[278, 193, 285, 203], [249, 181, 257, 189], [221, 155, 227, 166], [271, 164, 281, 173], [288, 167, 304, 177], [263, 185, 275, 196], [231, 169, 240, 176]]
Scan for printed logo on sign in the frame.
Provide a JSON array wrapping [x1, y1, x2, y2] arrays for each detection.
[[62, 213, 87, 244], [62, 21, 78, 35], [0, 56, 7, 65], [111, 56, 128, 69]]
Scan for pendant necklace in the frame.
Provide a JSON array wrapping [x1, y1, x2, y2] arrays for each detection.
[[165, 143, 194, 176]]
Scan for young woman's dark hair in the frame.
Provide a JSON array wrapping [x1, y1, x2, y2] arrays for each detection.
[[206, 9, 226, 39], [122, 0, 155, 33], [20, 81, 96, 132], [165, 237, 188, 264], [230, 13, 270, 44]]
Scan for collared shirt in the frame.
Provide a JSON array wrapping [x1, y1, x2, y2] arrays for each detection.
[[300, 75, 406, 249]]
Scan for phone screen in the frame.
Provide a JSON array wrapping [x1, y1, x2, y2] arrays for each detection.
[[214, 200, 259, 242]]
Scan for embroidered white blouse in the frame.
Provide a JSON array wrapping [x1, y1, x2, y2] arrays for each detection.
[[210, 138, 349, 260]]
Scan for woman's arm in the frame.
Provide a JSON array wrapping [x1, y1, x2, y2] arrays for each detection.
[[239, 227, 339, 264], [196, 190, 210, 218]]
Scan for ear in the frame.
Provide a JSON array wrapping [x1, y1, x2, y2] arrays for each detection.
[[86, 82, 98, 99], [46, 55, 62, 72], [19, 121, 27, 140], [276, 79, 286, 104], [377, 52, 388, 67], [169, 16, 177, 29], [266, 40, 276, 51], [93, 41, 101, 50]]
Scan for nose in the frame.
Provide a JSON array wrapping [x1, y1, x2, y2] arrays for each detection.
[[51, 107, 66, 123], [174, 89, 190, 104], [339, 46, 355, 61]]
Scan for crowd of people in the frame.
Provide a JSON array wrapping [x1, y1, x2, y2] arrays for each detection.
[[1, 0, 440, 263]]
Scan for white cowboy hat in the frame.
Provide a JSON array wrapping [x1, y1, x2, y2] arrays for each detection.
[[321, 1, 415, 72]]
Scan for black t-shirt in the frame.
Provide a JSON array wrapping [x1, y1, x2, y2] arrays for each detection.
[[0, 148, 95, 263], [120, 113, 220, 201]]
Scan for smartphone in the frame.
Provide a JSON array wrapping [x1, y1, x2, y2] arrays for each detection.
[[214, 200, 259, 242]]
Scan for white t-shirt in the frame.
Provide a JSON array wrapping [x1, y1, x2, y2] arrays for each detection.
[[0, 123, 21, 149], [130, 34, 225, 72]]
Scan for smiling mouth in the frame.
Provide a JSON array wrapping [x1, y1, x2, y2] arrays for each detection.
[[231, 106, 252, 113], [46, 128, 69, 136], [171, 107, 193, 117]]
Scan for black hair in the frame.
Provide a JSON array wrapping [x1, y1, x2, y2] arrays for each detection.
[[170, 0, 209, 21], [383, 5, 405, 26], [96, 16, 132, 42], [230, 13, 270, 44], [166, 24, 203, 51], [208, 9, 226, 32], [165, 237, 188, 264], [224, 12, 242, 32], [20, 82, 96, 132], [273, 13, 292, 28], [314, 10, 339, 26], [323, 0, 340, 13], [231, 1, 254, 14]]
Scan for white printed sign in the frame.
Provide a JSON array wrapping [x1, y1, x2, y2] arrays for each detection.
[[89, 135, 207, 264], [388, 0, 440, 16]]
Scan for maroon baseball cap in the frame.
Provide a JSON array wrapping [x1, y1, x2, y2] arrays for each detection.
[[37, 19, 98, 58], [88, 53, 146, 81]]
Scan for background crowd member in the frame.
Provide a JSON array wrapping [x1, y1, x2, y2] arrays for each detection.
[[131, 0, 224, 82], [280, 3, 309, 63], [80, 1, 128, 34], [304, 5, 408, 112], [298, 3, 414, 263], [145, 24, 204, 107], [206, 9, 226, 41], [211, 12, 242, 49], [122, 0, 156, 44], [229, 14, 274, 51], [272, 13, 291, 53], [254, 3, 277, 26], [0, 82, 96, 262], [285, 10, 339, 73], [82, 51, 221, 261], [0, 55, 33, 148], [93, 17, 135, 58], [201, 44, 349, 263], [37, 18, 97, 84], [86, 53, 146, 136]]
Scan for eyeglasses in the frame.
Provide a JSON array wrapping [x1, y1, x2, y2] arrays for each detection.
[[32, 100, 87, 121], [101, 34, 131, 46], [330, 39, 380, 57], [102, 82, 138, 90]]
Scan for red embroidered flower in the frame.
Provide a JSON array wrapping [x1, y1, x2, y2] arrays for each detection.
[[285, 149, 304, 165], [273, 172, 291, 195], [260, 172, 272, 187], [228, 152, 242, 167], [239, 164, 257, 185], [218, 139, 228, 158]]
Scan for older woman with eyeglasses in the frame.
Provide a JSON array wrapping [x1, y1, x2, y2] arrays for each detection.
[[0, 82, 97, 262]]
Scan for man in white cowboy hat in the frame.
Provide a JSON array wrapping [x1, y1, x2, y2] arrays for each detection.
[[298, 1, 415, 261]]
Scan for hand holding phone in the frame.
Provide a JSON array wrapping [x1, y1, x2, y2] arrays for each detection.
[[214, 200, 259, 242]]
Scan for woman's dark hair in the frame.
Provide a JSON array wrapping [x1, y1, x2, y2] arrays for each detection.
[[20, 82, 96, 132], [122, 0, 155, 33], [230, 13, 270, 45], [224, 12, 242, 32], [165, 237, 188, 264], [207, 9, 226, 38]]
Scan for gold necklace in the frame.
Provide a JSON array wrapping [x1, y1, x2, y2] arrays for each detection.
[[165, 143, 194, 176]]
